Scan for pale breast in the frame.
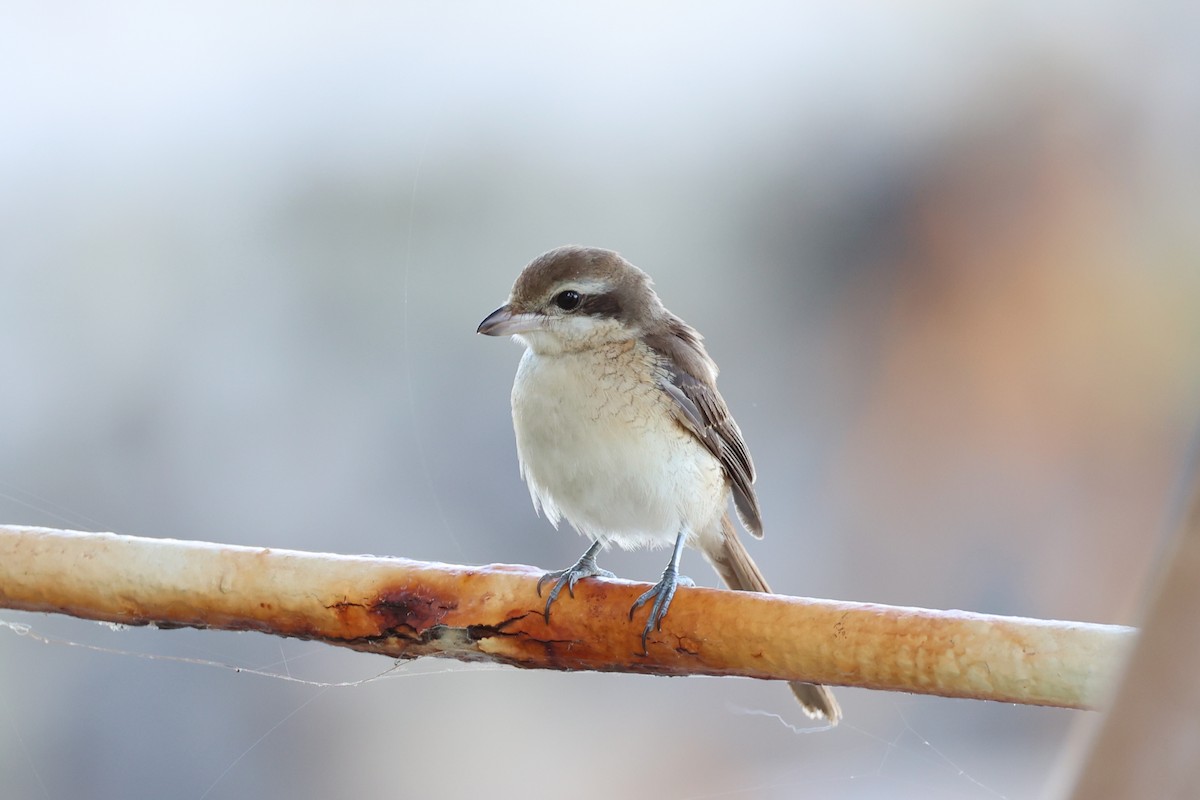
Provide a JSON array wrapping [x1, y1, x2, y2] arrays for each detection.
[[510, 339, 728, 548]]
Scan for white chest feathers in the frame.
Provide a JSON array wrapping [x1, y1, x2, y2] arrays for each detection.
[[510, 339, 727, 548]]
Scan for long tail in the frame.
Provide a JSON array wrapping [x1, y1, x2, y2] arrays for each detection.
[[704, 514, 842, 725]]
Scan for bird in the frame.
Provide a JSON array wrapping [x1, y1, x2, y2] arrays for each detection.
[[476, 245, 840, 724]]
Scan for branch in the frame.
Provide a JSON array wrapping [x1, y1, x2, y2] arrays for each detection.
[[0, 524, 1130, 710]]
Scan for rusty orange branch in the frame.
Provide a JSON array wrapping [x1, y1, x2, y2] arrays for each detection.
[[0, 525, 1131, 710]]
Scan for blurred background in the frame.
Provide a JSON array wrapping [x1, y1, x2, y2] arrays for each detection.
[[2, 3, 1198, 799]]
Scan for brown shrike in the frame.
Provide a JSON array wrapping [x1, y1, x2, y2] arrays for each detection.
[[477, 245, 840, 723]]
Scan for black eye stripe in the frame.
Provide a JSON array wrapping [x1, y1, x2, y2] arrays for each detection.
[[580, 292, 622, 318], [552, 289, 622, 318]]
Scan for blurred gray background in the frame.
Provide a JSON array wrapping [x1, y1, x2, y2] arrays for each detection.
[[2, 3, 1199, 799]]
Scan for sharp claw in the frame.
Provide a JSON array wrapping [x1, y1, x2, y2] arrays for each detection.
[[642, 601, 660, 650], [536, 545, 614, 623], [629, 569, 690, 654]]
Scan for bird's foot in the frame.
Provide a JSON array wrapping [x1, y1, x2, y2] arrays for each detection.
[[629, 567, 695, 653], [536, 548, 615, 623]]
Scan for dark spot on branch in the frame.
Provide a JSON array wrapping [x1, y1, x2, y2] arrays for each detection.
[[371, 587, 458, 631], [466, 612, 532, 641]]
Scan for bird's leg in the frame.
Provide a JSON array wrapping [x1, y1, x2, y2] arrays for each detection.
[[536, 540, 616, 623], [629, 530, 694, 653]]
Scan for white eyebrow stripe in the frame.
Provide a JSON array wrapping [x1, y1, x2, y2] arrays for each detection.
[[558, 278, 613, 295]]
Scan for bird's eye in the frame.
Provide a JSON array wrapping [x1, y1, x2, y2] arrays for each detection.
[[554, 290, 582, 311]]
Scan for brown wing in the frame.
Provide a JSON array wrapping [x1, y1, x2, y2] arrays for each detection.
[[645, 316, 763, 537]]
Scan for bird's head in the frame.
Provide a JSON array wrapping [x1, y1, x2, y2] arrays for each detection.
[[477, 246, 665, 354]]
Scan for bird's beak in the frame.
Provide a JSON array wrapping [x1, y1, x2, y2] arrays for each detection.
[[477, 304, 545, 336]]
